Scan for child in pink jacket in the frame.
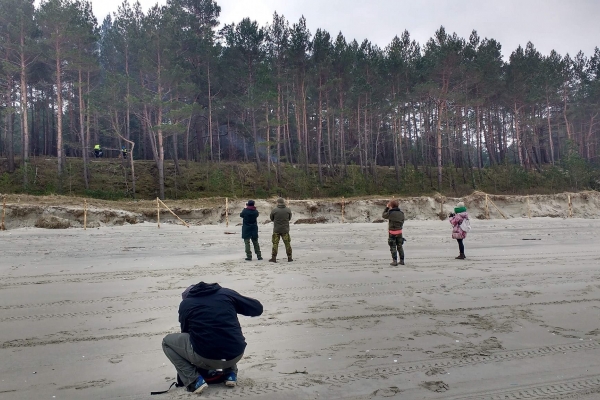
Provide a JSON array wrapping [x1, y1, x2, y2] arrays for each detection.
[[449, 201, 469, 259]]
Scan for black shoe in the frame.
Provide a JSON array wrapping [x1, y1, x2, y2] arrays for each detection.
[[269, 258, 277, 263], [390, 260, 398, 266], [399, 260, 405, 265], [245, 256, 252, 261], [288, 257, 293, 262], [257, 256, 263, 260]]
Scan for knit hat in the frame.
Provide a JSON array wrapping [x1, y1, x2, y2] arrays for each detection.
[[454, 201, 467, 214], [277, 197, 285, 205], [247, 200, 255, 206]]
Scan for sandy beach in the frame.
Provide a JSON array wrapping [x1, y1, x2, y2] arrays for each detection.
[[1, 217, 600, 399]]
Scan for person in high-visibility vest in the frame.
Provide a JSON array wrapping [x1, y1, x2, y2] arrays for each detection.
[[94, 144, 102, 158], [121, 146, 128, 159]]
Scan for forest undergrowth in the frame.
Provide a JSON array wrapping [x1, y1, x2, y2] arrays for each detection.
[[0, 156, 598, 201]]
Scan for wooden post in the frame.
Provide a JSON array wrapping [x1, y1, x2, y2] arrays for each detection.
[[158, 199, 190, 228], [225, 197, 229, 227], [1, 195, 6, 231], [84, 199, 88, 230], [485, 194, 490, 220], [157, 197, 160, 228], [487, 197, 508, 220], [568, 194, 573, 218], [527, 195, 531, 219], [341, 196, 345, 223], [440, 196, 444, 216]]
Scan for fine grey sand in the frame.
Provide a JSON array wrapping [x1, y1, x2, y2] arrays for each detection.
[[1, 218, 600, 399]]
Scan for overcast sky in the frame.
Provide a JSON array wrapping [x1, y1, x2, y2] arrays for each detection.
[[47, 0, 600, 59]]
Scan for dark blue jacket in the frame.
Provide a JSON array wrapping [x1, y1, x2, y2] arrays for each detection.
[[179, 282, 263, 360], [240, 207, 259, 239]]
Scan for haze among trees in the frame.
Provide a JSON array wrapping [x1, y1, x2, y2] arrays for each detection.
[[1, 0, 599, 199]]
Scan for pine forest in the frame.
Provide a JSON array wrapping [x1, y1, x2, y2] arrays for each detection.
[[1, 0, 599, 199]]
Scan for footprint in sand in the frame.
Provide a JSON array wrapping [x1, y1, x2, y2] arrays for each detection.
[[372, 386, 403, 397], [420, 381, 449, 392], [109, 355, 123, 364], [250, 362, 277, 371]]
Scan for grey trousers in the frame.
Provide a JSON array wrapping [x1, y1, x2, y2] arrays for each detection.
[[162, 333, 243, 387]]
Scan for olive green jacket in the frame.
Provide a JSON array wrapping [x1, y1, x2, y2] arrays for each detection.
[[270, 204, 292, 234], [382, 207, 405, 231]]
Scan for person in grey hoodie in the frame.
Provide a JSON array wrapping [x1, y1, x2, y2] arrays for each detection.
[[269, 197, 292, 262]]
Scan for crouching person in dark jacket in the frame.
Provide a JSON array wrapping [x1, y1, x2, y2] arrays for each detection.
[[162, 282, 263, 394]]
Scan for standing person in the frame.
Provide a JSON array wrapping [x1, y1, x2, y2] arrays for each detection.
[[240, 200, 262, 261], [162, 282, 263, 394], [121, 145, 128, 160], [94, 144, 102, 158], [449, 201, 469, 259], [382, 199, 405, 266], [269, 197, 292, 263]]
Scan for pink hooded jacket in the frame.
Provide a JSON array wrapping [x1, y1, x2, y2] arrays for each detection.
[[449, 211, 469, 240]]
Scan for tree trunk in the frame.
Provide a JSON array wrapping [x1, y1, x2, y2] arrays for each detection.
[[514, 103, 523, 167], [276, 83, 281, 180], [436, 102, 443, 191], [316, 77, 323, 184], [78, 69, 89, 189], [251, 109, 260, 172], [207, 62, 213, 162], [546, 97, 555, 164], [55, 42, 64, 180], [6, 101, 15, 173], [20, 25, 29, 187]]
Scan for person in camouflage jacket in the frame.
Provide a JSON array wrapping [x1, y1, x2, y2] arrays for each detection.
[[382, 199, 405, 266], [269, 198, 292, 262]]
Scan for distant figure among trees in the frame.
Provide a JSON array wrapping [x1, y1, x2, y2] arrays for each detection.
[[94, 144, 103, 158]]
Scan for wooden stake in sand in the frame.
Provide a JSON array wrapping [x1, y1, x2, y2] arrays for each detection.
[[341, 196, 345, 223], [527, 195, 531, 219], [568, 194, 573, 218], [84, 199, 88, 230], [1, 195, 6, 231], [158, 199, 190, 228], [487, 196, 508, 220], [157, 197, 160, 228], [440, 196, 444, 216], [485, 194, 490, 220], [225, 197, 229, 227]]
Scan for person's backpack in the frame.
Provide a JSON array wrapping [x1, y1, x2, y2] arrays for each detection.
[[459, 218, 471, 232]]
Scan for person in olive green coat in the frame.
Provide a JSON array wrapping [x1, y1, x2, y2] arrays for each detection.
[[382, 199, 405, 266], [269, 198, 292, 262]]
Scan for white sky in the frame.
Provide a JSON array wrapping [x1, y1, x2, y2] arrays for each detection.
[[38, 0, 600, 59]]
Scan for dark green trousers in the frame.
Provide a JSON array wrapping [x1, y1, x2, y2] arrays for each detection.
[[244, 237, 261, 258]]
